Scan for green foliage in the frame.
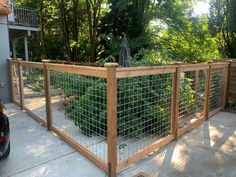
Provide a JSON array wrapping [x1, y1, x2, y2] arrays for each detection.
[[209, 71, 221, 110], [17, 0, 221, 62], [65, 83, 107, 136], [63, 64, 196, 138], [148, 15, 220, 62], [227, 100, 236, 110], [50, 72, 96, 97], [209, 0, 236, 58], [179, 73, 198, 113], [97, 55, 116, 67], [131, 49, 171, 66], [64, 74, 173, 138]]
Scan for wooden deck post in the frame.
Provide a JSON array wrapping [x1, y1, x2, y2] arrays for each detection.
[[172, 62, 181, 139], [204, 62, 212, 120], [17, 58, 24, 110], [42, 60, 53, 131], [105, 63, 118, 177]]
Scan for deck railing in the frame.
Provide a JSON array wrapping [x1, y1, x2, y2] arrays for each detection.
[[8, 59, 231, 177], [10, 6, 37, 27]]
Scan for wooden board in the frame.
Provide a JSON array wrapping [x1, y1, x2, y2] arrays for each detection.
[[24, 107, 47, 126], [228, 63, 236, 99], [46, 63, 107, 78], [116, 65, 177, 78], [51, 126, 108, 173], [105, 63, 118, 177], [180, 64, 209, 72], [19, 61, 44, 69], [116, 135, 174, 172], [177, 117, 204, 137]]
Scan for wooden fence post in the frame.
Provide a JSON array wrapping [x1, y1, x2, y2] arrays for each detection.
[[192, 61, 199, 100], [204, 62, 212, 120], [105, 63, 118, 177], [223, 62, 229, 108], [17, 58, 24, 110], [172, 62, 181, 139], [225, 60, 232, 105], [42, 60, 53, 131], [8, 59, 15, 102]]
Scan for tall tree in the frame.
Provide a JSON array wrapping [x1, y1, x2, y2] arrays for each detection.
[[85, 0, 104, 61], [209, 0, 236, 58]]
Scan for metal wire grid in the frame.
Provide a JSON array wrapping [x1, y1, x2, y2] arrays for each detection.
[[117, 74, 173, 162], [50, 71, 108, 162], [22, 66, 47, 120], [209, 68, 224, 111], [178, 70, 206, 128], [12, 64, 20, 104]]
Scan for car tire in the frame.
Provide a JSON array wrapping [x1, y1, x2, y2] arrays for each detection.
[[0, 142, 10, 159]]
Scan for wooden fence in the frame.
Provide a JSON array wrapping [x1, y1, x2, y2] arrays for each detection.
[[228, 60, 236, 100], [8, 59, 230, 177]]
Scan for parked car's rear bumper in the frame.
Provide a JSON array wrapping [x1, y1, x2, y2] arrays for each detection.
[[0, 114, 10, 157], [0, 137, 9, 157]]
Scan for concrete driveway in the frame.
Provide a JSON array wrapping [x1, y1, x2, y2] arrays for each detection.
[[0, 104, 236, 177], [0, 104, 106, 177]]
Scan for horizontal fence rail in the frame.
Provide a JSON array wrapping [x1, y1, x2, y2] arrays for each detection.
[[8, 59, 231, 177]]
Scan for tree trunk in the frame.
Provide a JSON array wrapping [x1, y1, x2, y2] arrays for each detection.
[[39, 0, 47, 59]]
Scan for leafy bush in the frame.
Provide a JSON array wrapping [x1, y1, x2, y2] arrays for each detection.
[[65, 83, 107, 136], [50, 72, 96, 96], [58, 57, 197, 138], [65, 74, 173, 138], [179, 73, 198, 114]]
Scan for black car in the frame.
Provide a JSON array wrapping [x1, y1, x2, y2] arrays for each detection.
[[0, 101, 10, 159]]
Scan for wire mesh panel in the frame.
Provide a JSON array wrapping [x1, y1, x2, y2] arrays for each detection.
[[11, 63, 20, 104], [22, 65, 47, 121], [50, 71, 108, 162], [209, 68, 224, 112], [117, 73, 173, 163], [178, 70, 206, 128]]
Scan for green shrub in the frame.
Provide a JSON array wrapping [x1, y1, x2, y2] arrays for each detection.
[[50, 72, 96, 96], [65, 83, 107, 136], [179, 73, 198, 114], [61, 57, 197, 138], [64, 72, 197, 138]]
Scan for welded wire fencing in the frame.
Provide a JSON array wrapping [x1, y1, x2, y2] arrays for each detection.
[[117, 73, 173, 163], [21, 64, 47, 124], [209, 68, 224, 111], [50, 71, 108, 162], [9, 62, 21, 105], [178, 69, 207, 128], [8, 59, 230, 177]]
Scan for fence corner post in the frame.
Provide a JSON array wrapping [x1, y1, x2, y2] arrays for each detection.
[[204, 62, 213, 120], [17, 58, 24, 110], [172, 61, 181, 140], [42, 60, 52, 131], [225, 59, 232, 105], [105, 63, 118, 177]]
